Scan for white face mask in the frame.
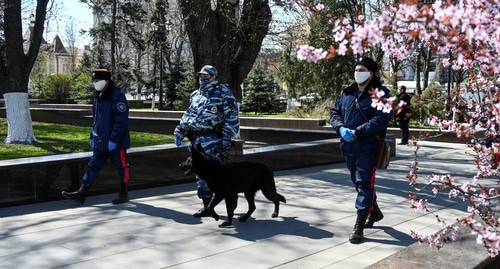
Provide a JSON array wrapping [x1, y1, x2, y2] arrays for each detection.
[[93, 80, 107, 91], [354, 71, 371, 84]]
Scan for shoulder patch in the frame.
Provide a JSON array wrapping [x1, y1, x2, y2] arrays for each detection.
[[117, 102, 127, 112]]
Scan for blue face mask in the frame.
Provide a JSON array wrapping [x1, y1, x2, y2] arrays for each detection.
[[199, 78, 210, 88]]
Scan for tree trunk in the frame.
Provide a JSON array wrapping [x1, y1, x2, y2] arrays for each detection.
[[4, 93, 37, 143], [110, 0, 117, 74], [422, 48, 432, 91], [415, 52, 422, 95], [390, 56, 400, 91], [1, 0, 49, 144], [178, 0, 272, 101]]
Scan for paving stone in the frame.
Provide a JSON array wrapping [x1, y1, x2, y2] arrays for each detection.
[[0, 141, 494, 268]]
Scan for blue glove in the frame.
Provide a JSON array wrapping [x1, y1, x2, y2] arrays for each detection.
[[339, 127, 355, 142], [108, 141, 116, 151], [222, 139, 231, 148], [89, 139, 94, 148], [175, 137, 182, 147]]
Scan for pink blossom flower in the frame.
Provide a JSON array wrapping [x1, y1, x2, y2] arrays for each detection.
[[293, 0, 500, 257]]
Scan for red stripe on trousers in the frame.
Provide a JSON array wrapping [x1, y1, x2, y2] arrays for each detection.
[[120, 149, 129, 184], [369, 167, 377, 214]]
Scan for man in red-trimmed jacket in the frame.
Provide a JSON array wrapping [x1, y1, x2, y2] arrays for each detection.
[[62, 69, 131, 205]]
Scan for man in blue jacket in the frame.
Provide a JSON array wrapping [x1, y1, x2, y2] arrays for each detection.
[[174, 65, 240, 217], [62, 69, 131, 205], [330, 57, 391, 244]]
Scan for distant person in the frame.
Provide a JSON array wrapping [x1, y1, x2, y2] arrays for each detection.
[[396, 85, 412, 145], [62, 69, 131, 205], [330, 56, 392, 244], [173, 65, 240, 217], [484, 88, 500, 169]]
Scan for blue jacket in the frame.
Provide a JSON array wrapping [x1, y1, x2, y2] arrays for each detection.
[[90, 83, 130, 154], [330, 77, 391, 155], [174, 80, 239, 141]]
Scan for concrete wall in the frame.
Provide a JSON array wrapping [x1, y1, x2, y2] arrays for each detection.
[[0, 145, 191, 207], [0, 139, 350, 208], [0, 107, 478, 144], [0, 107, 327, 132]]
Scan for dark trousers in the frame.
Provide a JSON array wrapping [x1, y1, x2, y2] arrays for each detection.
[[399, 118, 410, 144], [83, 149, 129, 185], [345, 153, 377, 213]]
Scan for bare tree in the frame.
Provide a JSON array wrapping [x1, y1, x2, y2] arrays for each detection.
[[388, 56, 402, 91], [0, 3, 6, 81], [64, 17, 78, 73], [421, 47, 432, 91], [0, 0, 50, 144], [177, 0, 272, 101], [414, 45, 434, 95], [29, 49, 49, 96]]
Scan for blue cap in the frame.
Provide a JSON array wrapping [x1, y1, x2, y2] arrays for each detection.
[[197, 65, 217, 76]]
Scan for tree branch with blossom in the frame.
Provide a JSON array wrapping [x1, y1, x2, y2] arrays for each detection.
[[292, 0, 500, 257]]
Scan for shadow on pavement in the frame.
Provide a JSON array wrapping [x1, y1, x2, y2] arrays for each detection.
[[122, 201, 203, 225], [222, 216, 334, 241], [365, 226, 414, 246]]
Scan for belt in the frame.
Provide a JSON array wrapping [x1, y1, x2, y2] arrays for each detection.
[[187, 129, 218, 135]]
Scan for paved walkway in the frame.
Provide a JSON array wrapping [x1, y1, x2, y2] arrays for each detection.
[[0, 141, 487, 268]]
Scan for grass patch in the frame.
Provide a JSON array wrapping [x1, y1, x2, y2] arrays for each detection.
[[0, 118, 172, 160]]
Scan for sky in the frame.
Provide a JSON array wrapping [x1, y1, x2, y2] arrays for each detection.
[[43, 0, 93, 48]]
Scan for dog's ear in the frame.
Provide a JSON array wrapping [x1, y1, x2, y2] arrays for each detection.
[[178, 157, 190, 170], [178, 157, 194, 176]]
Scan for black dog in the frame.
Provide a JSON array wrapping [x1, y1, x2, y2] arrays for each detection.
[[179, 144, 286, 227]]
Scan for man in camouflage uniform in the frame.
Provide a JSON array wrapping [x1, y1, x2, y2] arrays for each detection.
[[174, 65, 240, 217]]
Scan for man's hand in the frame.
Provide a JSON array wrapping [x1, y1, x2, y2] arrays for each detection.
[[108, 141, 116, 151], [175, 137, 182, 147], [339, 127, 355, 142], [222, 139, 231, 148]]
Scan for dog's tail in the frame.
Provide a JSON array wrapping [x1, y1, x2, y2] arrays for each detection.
[[277, 193, 286, 203]]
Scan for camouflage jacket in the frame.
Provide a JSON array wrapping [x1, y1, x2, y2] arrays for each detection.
[[174, 80, 239, 141]]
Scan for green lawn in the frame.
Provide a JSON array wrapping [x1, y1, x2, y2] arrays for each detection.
[[0, 118, 172, 160]]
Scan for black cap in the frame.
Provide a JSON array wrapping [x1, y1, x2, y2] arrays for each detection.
[[92, 69, 111, 80], [355, 57, 378, 73]]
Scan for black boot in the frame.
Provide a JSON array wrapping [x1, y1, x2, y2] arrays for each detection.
[[112, 182, 129, 204], [365, 200, 384, 228], [61, 182, 91, 204], [193, 197, 212, 217], [349, 211, 368, 244]]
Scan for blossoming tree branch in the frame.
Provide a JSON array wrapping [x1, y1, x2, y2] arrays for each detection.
[[293, 0, 499, 257]]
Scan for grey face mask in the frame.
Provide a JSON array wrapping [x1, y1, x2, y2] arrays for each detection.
[[354, 71, 371, 84], [199, 78, 210, 88], [93, 80, 107, 91]]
